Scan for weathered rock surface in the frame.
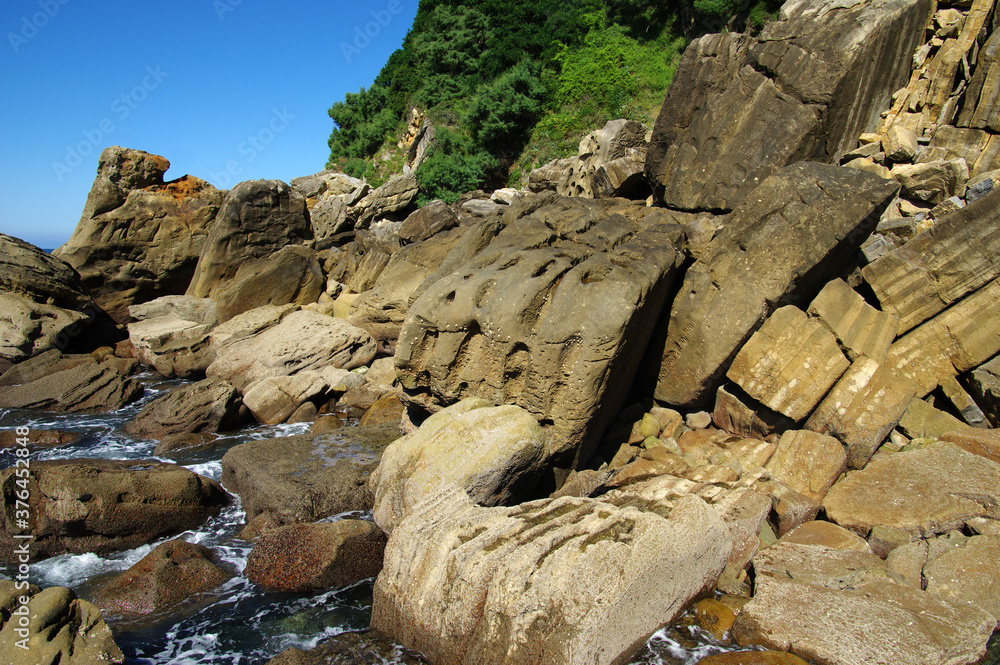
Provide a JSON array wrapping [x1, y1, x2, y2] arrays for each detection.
[[244, 520, 386, 592], [124, 377, 248, 439], [0, 352, 142, 413], [862, 186, 1000, 333], [732, 576, 994, 665], [0, 233, 118, 362], [241, 372, 329, 425], [372, 487, 730, 665], [765, 430, 846, 502], [966, 355, 1000, 427], [646, 0, 929, 211], [654, 162, 897, 408], [752, 540, 893, 590], [186, 179, 311, 298], [398, 199, 459, 244], [220, 423, 401, 526], [0, 459, 228, 562], [923, 534, 1000, 620], [940, 429, 1000, 465], [711, 385, 796, 441], [207, 309, 376, 393], [805, 357, 919, 468], [823, 442, 1000, 538], [93, 539, 231, 617], [127, 295, 219, 378], [396, 195, 687, 468], [884, 277, 1000, 396], [212, 245, 325, 323], [727, 306, 849, 422], [370, 398, 549, 534], [54, 146, 223, 321], [806, 278, 899, 362], [266, 630, 430, 665], [897, 396, 970, 440], [0, 580, 125, 665], [778, 520, 872, 553], [355, 174, 420, 228]]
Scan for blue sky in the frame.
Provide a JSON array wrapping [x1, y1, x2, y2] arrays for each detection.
[[0, 0, 419, 249]]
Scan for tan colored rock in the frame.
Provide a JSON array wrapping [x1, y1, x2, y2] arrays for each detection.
[[0, 581, 124, 665], [712, 385, 795, 440], [778, 520, 872, 553], [805, 357, 918, 468], [940, 428, 1000, 464], [242, 372, 329, 425], [93, 539, 230, 617], [823, 442, 1000, 538], [207, 310, 376, 393], [922, 535, 1000, 619], [213, 245, 325, 323], [0, 354, 142, 413], [897, 396, 970, 439], [731, 577, 994, 665], [369, 398, 549, 535], [354, 174, 419, 228], [752, 541, 893, 590], [862, 187, 1000, 333], [372, 487, 730, 665], [807, 278, 899, 362], [125, 377, 248, 438], [727, 306, 850, 422], [891, 158, 970, 204], [654, 162, 896, 408], [766, 430, 846, 502], [244, 520, 386, 593], [884, 278, 1000, 396], [939, 374, 989, 427], [882, 125, 919, 162]]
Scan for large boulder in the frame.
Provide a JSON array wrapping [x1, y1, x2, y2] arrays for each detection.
[[0, 351, 142, 413], [212, 245, 325, 323], [124, 377, 248, 439], [54, 147, 224, 322], [92, 538, 231, 617], [127, 295, 219, 378], [646, 0, 932, 211], [0, 459, 228, 563], [370, 398, 549, 534], [653, 161, 898, 408], [244, 520, 386, 592], [0, 234, 119, 362], [186, 179, 311, 298], [0, 580, 124, 665], [396, 195, 688, 468], [207, 309, 376, 393], [220, 423, 401, 527], [371, 487, 730, 665]]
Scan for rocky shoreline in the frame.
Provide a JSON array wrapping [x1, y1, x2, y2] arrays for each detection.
[[3, 0, 1000, 663]]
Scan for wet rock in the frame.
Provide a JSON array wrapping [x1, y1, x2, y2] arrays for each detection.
[[358, 393, 404, 427], [125, 377, 248, 438], [823, 442, 1000, 539], [372, 487, 730, 665], [93, 538, 231, 617], [54, 146, 223, 321], [0, 580, 124, 665], [654, 162, 897, 408], [0, 459, 228, 562], [0, 353, 142, 413], [732, 576, 994, 665], [244, 520, 386, 592], [370, 398, 549, 535], [266, 629, 430, 665], [212, 245, 325, 323], [187, 179, 311, 298], [0, 429, 81, 451], [220, 423, 401, 526], [396, 195, 687, 468], [207, 309, 376, 393], [695, 652, 811, 665]]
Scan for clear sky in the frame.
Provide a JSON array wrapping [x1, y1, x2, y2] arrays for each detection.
[[0, 0, 419, 249]]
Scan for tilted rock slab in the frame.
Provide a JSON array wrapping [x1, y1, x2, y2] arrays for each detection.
[[186, 179, 311, 298], [370, 398, 549, 535], [823, 442, 1000, 539], [806, 278, 899, 362], [727, 306, 850, 422], [805, 357, 918, 469], [0, 580, 124, 665], [396, 196, 687, 467], [924, 534, 1000, 620], [765, 430, 846, 503], [371, 487, 730, 665], [0, 353, 142, 413], [884, 277, 1000, 396], [0, 459, 228, 563], [125, 377, 248, 438], [212, 245, 325, 322], [732, 576, 994, 665], [646, 0, 930, 211], [862, 186, 1000, 333], [207, 309, 376, 393], [654, 162, 897, 408]]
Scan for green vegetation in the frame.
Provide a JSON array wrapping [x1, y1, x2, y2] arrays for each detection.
[[327, 0, 781, 201]]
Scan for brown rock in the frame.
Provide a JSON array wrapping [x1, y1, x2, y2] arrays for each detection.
[[0, 355, 142, 413], [778, 520, 872, 553], [712, 385, 795, 440], [0, 429, 81, 451], [940, 428, 1000, 464], [398, 199, 459, 244], [93, 539, 230, 617], [213, 245, 325, 323], [806, 278, 899, 362], [923, 535, 1000, 619], [241, 372, 329, 425], [693, 598, 736, 641], [125, 377, 248, 438], [897, 396, 970, 440], [891, 158, 969, 204], [765, 430, 846, 502], [695, 652, 811, 665], [244, 520, 386, 592], [358, 392, 404, 426]]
